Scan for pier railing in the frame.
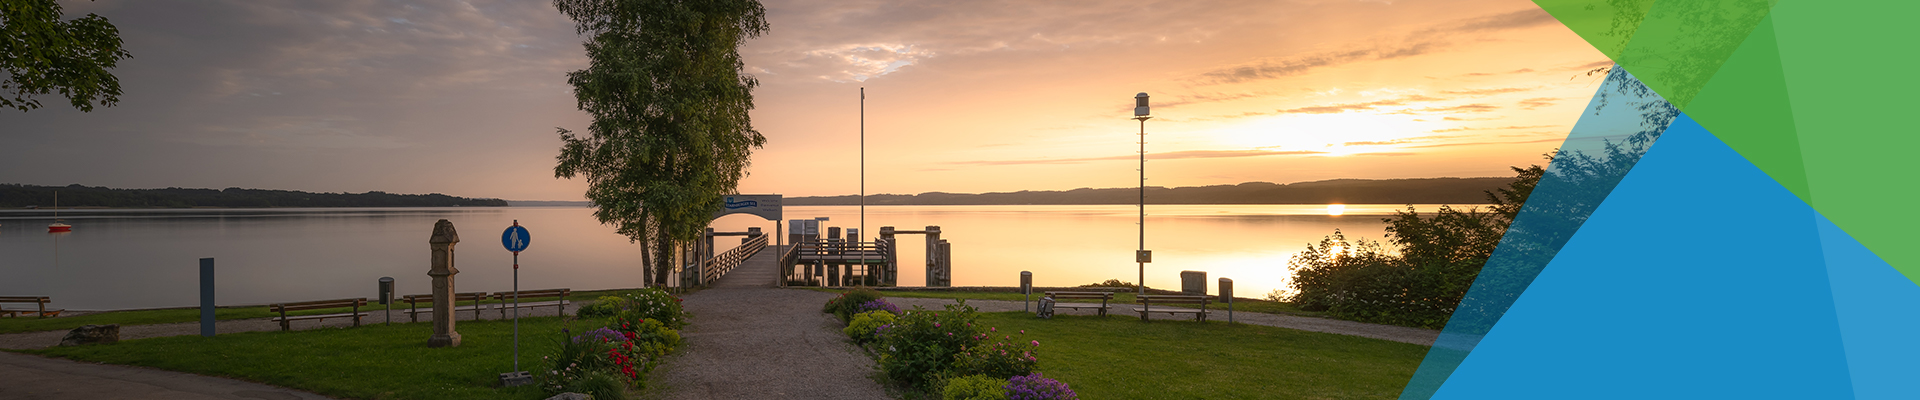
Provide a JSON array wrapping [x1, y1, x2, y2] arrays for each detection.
[[783, 239, 893, 286], [701, 234, 768, 284]]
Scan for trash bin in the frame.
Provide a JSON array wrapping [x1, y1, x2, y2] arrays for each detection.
[[1180, 271, 1207, 295], [378, 277, 394, 305]]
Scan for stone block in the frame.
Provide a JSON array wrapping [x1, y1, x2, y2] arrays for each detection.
[[60, 324, 120, 346]]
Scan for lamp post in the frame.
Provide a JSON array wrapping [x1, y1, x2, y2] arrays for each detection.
[[1133, 92, 1151, 295]]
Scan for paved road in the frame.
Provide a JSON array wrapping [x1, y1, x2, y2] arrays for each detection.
[[647, 245, 891, 400], [0, 351, 334, 400]]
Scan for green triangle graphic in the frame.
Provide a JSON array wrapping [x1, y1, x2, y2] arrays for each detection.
[[1609, 0, 1774, 108], [1772, 0, 1920, 283], [1533, 0, 1658, 61], [1681, 13, 1811, 203]]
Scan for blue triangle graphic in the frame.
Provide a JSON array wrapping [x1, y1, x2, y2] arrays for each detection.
[[1819, 215, 1920, 399], [1430, 114, 1853, 398]]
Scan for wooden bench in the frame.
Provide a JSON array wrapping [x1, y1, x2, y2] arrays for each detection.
[[0, 296, 63, 318], [1044, 291, 1115, 317], [403, 292, 489, 322], [1134, 294, 1212, 322], [492, 289, 571, 318], [269, 298, 368, 331]]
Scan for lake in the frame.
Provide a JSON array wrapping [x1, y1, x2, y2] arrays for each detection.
[[0, 204, 1473, 310]]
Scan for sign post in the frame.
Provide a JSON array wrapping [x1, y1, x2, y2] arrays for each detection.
[[499, 221, 532, 386]]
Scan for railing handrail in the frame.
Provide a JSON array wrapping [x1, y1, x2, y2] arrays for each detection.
[[702, 234, 769, 283]]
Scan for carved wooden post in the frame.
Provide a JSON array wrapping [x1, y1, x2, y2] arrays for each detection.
[[427, 219, 461, 348]]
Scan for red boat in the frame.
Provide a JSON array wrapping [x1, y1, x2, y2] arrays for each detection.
[[47, 191, 71, 233]]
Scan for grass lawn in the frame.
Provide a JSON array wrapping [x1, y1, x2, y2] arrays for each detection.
[[814, 288, 1328, 318], [23, 316, 593, 400], [0, 288, 645, 334], [974, 311, 1426, 399]]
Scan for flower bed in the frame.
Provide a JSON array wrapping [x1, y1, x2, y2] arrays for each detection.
[[825, 291, 1076, 399], [537, 287, 688, 400]]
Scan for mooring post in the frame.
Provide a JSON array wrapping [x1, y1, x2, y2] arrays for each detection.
[[427, 219, 461, 348], [200, 258, 215, 337], [1219, 277, 1235, 324], [880, 226, 897, 285], [935, 239, 952, 287], [924, 226, 941, 286]]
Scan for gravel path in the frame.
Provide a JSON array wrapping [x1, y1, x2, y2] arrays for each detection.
[[888, 298, 1441, 346], [646, 246, 890, 400]]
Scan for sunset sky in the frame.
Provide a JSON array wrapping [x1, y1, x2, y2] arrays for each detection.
[[1, 0, 1607, 200]]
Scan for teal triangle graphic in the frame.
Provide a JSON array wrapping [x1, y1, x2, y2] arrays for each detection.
[[1430, 114, 1854, 398]]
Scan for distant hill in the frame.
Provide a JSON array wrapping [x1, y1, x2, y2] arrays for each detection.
[[0, 184, 508, 208], [786, 177, 1515, 205], [507, 200, 592, 207]]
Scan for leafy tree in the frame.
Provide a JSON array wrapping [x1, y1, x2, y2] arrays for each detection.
[[1, 0, 131, 112], [551, 0, 769, 286]]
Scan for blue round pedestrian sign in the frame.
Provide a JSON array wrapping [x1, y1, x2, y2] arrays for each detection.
[[502, 222, 530, 253]]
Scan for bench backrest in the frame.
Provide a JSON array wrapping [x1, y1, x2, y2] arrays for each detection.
[[495, 289, 570, 300], [1045, 292, 1114, 300], [271, 298, 368, 312], [1137, 295, 1210, 305], [0, 296, 51, 304], [402, 292, 487, 303]]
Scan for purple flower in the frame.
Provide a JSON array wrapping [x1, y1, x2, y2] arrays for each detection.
[[572, 327, 627, 344], [1006, 373, 1077, 400]]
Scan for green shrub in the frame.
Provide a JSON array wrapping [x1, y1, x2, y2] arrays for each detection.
[[844, 310, 897, 345], [621, 318, 682, 358], [577, 296, 624, 319], [598, 288, 691, 329], [952, 330, 1039, 379], [1077, 279, 1136, 290], [538, 329, 619, 396], [566, 371, 628, 400], [943, 374, 1010, 400], [823, 288, 884, 323], [877, 302, 986, 391], [1286, 229, 1475, 329]]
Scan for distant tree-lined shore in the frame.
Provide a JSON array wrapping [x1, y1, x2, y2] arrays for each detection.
[[0, 184, 507, 208], [786, 177, 1513, 205]]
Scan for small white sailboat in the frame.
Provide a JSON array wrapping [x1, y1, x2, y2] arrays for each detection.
[[48, 191, 70, 233]]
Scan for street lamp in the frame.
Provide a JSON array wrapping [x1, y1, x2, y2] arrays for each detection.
[[1133, 92, 1151, 295]]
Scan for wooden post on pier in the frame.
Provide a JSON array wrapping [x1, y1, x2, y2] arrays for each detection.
[[880, 226, 897, 285], [924, 226, 942, 287]]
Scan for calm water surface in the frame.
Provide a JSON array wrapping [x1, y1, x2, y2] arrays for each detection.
[[0, 205, 1473, 310]]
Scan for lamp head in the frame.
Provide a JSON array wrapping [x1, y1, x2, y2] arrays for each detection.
[[1134, 92, 1150, 117]]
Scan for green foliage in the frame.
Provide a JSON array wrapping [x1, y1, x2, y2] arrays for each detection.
[[566, 371, 628, 400], [844, 310, 896, 345], [550, 0, 770, 285], [1, 0, 132, 112], [578, 296, 625, 319], [876, 302, 988, 391], [951, 331, 1039, 379], [605, 288, 691, 329], [822, 288, 884, 322], [1077, 279, 1136, 290], [539, 330, 621, 395], [1284, 162, 1542, 329], [943, 375, 1011, 400]]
